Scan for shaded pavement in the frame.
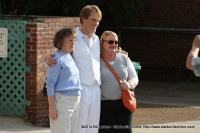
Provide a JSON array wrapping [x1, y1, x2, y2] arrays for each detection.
[[133, 81, 200, 133]]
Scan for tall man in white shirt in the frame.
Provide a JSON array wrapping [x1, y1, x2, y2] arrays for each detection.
[[47, 5, 102, 133], [74, 5, 102, 133]]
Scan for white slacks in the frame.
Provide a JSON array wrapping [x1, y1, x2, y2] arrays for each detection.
[[77, 84, 101, 133], [50, 93, 81, 133]]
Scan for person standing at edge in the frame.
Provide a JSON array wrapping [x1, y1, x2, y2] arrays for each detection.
[[186, 35, 200, 77], [46, 5, 102, 133]]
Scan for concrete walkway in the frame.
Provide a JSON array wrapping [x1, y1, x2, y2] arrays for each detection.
[[134, 81, 200, 133], [0, 81, 199, 133], [0, 116, 199, 133], [0, 116, 50, 133], [134, 120, 200, 133]]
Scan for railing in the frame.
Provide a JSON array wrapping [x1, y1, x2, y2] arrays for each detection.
[[103, 27, 200, 46]]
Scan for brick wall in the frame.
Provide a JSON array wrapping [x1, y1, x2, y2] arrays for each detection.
[[26, 17, 80, 126], [120, 32, 197, 81], [112, 0, 200, 82], [136, 0, 200, 28]]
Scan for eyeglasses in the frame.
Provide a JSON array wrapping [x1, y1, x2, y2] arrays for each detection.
[[103, 40, 119, 45]]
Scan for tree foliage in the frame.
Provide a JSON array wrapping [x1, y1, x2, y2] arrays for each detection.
[[0, 0, 142, 26]]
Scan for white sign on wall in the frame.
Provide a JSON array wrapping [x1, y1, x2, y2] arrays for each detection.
[[0, 28, 8, 57]]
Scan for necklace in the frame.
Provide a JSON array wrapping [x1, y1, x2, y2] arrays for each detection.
[[60, 50, 72, 61]]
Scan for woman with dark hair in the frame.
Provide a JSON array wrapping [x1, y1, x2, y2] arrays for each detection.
[[46, 28, 82, 133]]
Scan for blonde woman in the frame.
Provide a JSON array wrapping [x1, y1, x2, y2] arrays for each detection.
[[99, 31, 139, 133]]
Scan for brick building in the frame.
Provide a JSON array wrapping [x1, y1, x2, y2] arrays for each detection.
[[106, 0, 200, 82]]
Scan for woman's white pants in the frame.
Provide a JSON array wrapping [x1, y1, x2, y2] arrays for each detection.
[[50, 93, 81, 133]]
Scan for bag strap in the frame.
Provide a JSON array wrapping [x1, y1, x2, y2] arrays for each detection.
[[100, 54, 122, 85]]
